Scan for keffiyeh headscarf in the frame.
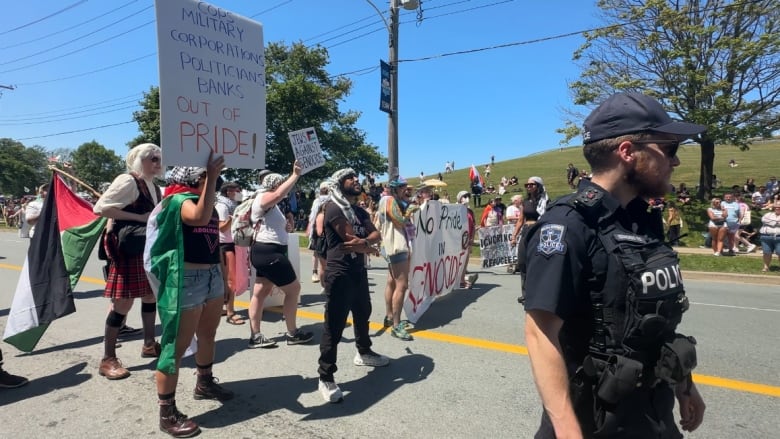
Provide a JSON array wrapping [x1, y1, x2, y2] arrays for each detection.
[[259, 173, 285, 193], [328, 168, 358, 223], [165, 166, 206, 196], [528, 176, 550, 216]]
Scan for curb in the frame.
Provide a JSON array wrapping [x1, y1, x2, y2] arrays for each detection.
[[681, 270, 778, 285]]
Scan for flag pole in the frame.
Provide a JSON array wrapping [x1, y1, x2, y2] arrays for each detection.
[[48, 166, 102, 198]]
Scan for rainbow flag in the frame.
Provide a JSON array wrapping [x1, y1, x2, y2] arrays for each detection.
[[3, 174, 106, 352]]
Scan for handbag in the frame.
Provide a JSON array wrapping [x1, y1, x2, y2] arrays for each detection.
[[114, 220, 147, 256]]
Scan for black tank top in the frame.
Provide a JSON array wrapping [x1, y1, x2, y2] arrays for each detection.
[[523, 198, 540, 221], [182, 206, 221, 264]]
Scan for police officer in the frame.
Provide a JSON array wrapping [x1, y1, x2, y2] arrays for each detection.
[[522, 92, 706, 438]]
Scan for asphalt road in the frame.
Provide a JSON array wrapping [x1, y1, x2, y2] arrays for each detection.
[[0, 230, 778, 438]]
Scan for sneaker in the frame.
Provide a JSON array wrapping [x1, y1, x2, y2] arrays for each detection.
[[117, 324, 142, 339], [286, 329, 314, 345], [0, 367, 29, 389], [466, 273, 479, 285], [354, 350, 390, 367], [318, 379, 343, 403], [141, 341, 161, 358], [383, 316, 393, 328], [194, 375, 234, 401], [747, 244, 757, 253], [248, 333, 277, 349], [713, 252, 720, 256], [391, 323, 413, 341], [311, 272, 320, 283]]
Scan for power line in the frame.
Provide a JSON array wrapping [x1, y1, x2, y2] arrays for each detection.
[[14, 52, 156, 86], [0, 1, 142, 51], [1, 6, 153, 66], [4, 93, 142, 118], [0, 0, 88, 36], [248, 0, 295, 19], [0, 100, 140, 123], [15, 121, 136, 141], [0, 20, 155, 74], [0, 104, 140, 126]]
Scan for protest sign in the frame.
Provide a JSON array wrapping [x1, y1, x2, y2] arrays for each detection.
[[477, 224, 516, 268], [155, 0, 266, 168], [404, 201, 469, 323], [288, 127, 325, 175]]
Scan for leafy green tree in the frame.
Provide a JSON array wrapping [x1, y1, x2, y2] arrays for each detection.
[[129, 42, 386, 189], [563, 0, 780, 199], [70, 140, 125, 191], [0, 138, 49, 197], [129, 86, 161, 148]]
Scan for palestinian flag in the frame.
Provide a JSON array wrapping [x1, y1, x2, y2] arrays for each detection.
[[144, 193, 197, 374], [469, 164, 484, 187], [3, 174, 106, 352]]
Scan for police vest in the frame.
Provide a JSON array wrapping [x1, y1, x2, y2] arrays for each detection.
[[522, 188, 697, 393]]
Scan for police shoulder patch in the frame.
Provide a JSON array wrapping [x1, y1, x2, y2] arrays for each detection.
[[537, 223, 566, 256]]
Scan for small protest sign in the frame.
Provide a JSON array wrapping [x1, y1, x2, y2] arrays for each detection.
[[288, 127, 325, 175]]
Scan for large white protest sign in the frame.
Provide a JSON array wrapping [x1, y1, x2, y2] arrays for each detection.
[[155, 0, 265, 168], [477, 224, 516, 268], [288, 127, 325, 175], [404, 201, 470, 323]]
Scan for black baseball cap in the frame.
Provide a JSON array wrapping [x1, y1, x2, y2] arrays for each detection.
[[582, 92, 705, 144]]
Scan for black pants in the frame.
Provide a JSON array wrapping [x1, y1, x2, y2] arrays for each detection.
[[668, 225, 681, 246], [317, 268, 372, 381]]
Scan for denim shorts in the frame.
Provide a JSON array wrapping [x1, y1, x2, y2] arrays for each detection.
[[181, 265, 224, 310], [386, 251, 409, 265], [760, 234, 780, 256]]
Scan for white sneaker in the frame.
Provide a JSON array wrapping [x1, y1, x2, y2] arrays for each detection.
[[747, 244, 757, 253], [353, 350, 389, 367], [318, 379, 343, 403], [713, 252, 720, 256], [248, 333, 277, 349], [311, 272, 320, 283]]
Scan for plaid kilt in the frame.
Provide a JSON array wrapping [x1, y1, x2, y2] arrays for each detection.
[[103, 233, 153, 299]]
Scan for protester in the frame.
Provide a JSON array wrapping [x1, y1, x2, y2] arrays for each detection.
[[508, 176, 548, 274], [215, 181, 244, 325], [307, 181, 330, 283], [146, 158, 235, 437], [0, 348, 29, 389], [505, 194, 523, 224], [24, 184, 48, 238], [759, 201, 780, 272], [707, 197, 728, 256], [93, 143, 162, 380], [455, 191, 479, 289], [470, 177, 483, 208], [317, 168, 388, 403], [522, 92, 705, 438], [377, 176, 414, 341], [247, 161, 313, 348]]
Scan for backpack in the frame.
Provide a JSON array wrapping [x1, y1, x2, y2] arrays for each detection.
[[231, 192, 262, 247]]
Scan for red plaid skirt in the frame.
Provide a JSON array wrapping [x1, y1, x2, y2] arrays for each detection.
[[103, 234, 153, 299]]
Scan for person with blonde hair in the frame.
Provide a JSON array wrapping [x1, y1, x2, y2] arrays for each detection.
[[94, 143, 163, 380], [707, 197, 728, 256]]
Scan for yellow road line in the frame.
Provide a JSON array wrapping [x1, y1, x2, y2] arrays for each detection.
[[0, 263, 777, 397]]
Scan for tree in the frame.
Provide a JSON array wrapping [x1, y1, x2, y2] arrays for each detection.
[[563, 0, 780, 199], [129, 42, 386, 189], [0, 138, 48, 197], [70, 140, 125, 191], [129, 86, 161, 148]]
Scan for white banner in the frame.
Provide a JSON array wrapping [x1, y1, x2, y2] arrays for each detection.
[[404, 201, 470, 323], [477, 224, 516, 268], [155, 0, 266, 168], [288, 127, 325, 175]]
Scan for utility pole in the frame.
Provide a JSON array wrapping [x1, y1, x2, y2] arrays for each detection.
[[387, 0, 400, 180]]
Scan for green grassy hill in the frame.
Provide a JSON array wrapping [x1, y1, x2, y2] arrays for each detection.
[[410, 139, 779, 246]]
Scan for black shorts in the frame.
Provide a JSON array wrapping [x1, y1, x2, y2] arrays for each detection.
[[250, 242, 297, 287]]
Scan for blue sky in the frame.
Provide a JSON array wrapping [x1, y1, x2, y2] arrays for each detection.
[[1, 0, 601, 179]]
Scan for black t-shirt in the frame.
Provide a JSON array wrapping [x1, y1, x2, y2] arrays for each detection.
[[523, 181, 662, 368], [323, 202, 371, 275], [182, 206, 221, 264]]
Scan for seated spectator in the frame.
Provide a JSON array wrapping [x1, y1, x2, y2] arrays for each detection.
[[508, 176, 519, 186], [744, 178, 756, 194], [484, 184, 496, 195], [752, 186, 768, 210], [676, 183, 691, 205], [728, 158, 738, 168]]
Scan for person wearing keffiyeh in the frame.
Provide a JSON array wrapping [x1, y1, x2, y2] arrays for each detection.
[[144, 152, 234, 437], [317, 168, 388, 404], [246, 160, 314, 349]]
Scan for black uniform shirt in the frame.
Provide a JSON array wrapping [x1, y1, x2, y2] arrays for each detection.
[[523, 180, 662, 366]]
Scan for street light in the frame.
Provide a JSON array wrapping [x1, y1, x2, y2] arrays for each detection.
[[365, 0, 419, 180]]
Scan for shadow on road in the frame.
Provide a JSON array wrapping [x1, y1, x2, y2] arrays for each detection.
[[190, 352, 434, 427], [0, 362, 90, 407], [411, 283, 496, 330]]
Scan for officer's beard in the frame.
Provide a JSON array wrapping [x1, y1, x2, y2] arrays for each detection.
[[626, 155, 669, 199]]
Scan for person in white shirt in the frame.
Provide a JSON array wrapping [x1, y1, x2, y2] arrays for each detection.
[[24, 184, 48, 238], [215, 181, 244, 325]]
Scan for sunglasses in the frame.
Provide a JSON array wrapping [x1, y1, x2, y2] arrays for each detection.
[[148, 156, 161, 163], [524, 183, 537, 188], [632, 140, 680, 158]]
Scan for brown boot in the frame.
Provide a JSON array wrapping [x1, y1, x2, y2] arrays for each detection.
[[193, 374, 234, 401], [99, 357, 130, 380], [159, 402, 200, 437], [141, 341, 161, 358]]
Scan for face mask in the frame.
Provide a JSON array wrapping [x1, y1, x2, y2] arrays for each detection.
[[460, 198, 469, 205], [231, 192, 243, 202]]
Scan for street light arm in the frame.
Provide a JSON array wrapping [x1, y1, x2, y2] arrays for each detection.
[[364, 0, 391, 33]]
